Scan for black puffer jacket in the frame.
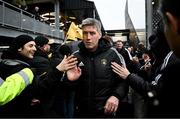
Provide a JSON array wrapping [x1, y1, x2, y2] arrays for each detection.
[[0, 50, 63, 117], [73, 38, 129, 114]]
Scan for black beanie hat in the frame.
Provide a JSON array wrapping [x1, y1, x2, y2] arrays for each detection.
[[35, 36, 49, 47], [10, 34, 34, 51]]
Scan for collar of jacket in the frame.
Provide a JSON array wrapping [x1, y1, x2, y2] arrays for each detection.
[[1, 49, 32, 66], [0, 59, 30, 67], [34, 48, 49, 59]]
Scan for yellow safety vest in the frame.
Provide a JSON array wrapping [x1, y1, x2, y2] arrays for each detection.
[[0, 68, 34, 106]]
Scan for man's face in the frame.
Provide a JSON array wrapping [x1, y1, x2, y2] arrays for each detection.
[[35, 7, 39, 11], [42, 44, 51, 53], [116, 41, 123, 49], [18, 41, 36, 59], [164, 14, 180, 58], [82, 25, 101, 52]]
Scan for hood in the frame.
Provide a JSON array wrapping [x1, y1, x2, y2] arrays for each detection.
[[1, 49, 32, 65]]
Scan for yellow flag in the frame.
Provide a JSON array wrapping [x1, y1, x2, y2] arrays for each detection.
[[66, 22, 82, 41]]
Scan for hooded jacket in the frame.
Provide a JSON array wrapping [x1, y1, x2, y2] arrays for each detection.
[[72, 38, 128, 114], [0, 49, 63, 117]]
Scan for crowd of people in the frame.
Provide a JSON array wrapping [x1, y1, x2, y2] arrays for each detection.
[[0, 0, 180, 117]]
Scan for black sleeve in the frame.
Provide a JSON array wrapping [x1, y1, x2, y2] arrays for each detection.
[[31, 67, 64, 99], [127, 73, 153, 97]]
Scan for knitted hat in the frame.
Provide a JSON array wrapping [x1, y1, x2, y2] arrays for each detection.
[[35, 36, 49, 47], [10, 34, 34, 51]]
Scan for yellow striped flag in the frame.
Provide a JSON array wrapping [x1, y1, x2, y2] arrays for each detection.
[[66, 22, 82, 41]]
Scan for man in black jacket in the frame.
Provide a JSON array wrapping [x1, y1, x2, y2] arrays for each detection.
[[0, 34, 78, 117], [66, 18, 128, 118], [32, 35, 52, 76], [30, 35, 54, 116], [115, 40, 132, 67], [111, 20, 180, 117]]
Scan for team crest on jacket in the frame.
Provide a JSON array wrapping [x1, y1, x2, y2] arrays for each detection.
[[101, 59, 107, 66]]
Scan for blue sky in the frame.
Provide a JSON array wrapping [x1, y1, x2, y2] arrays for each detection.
[[91, 0, 145, 30]]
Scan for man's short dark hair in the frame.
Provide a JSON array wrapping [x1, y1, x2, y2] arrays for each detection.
[[35, 36, 49, 47]]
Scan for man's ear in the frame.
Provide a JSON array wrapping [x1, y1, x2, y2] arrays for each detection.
[[18, 48, 22, 52], [99, 32, 102, 39], [166, 12, 179, 34]]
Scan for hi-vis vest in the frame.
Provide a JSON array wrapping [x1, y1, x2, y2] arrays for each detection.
[[0, 68, 34, 106]]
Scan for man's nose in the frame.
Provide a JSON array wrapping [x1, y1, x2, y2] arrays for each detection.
[[33, 46, 37, 51], [86, 33, 92, 40]]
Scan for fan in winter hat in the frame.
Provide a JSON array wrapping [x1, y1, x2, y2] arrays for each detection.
[[35, 35, 49, 47], [10, 34, 34, 51]]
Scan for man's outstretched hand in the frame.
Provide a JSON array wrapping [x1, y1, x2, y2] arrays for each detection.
[[66, 66, 82, 81]]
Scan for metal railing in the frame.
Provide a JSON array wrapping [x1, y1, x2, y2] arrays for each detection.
[[0, 0, 64, 39]]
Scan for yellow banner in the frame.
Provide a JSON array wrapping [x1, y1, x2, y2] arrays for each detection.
[[66, 22, 82, 41]]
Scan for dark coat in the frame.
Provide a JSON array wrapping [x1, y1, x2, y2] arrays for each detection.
[[31, 48, 50, 76], [72, 38, 129, 117]]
